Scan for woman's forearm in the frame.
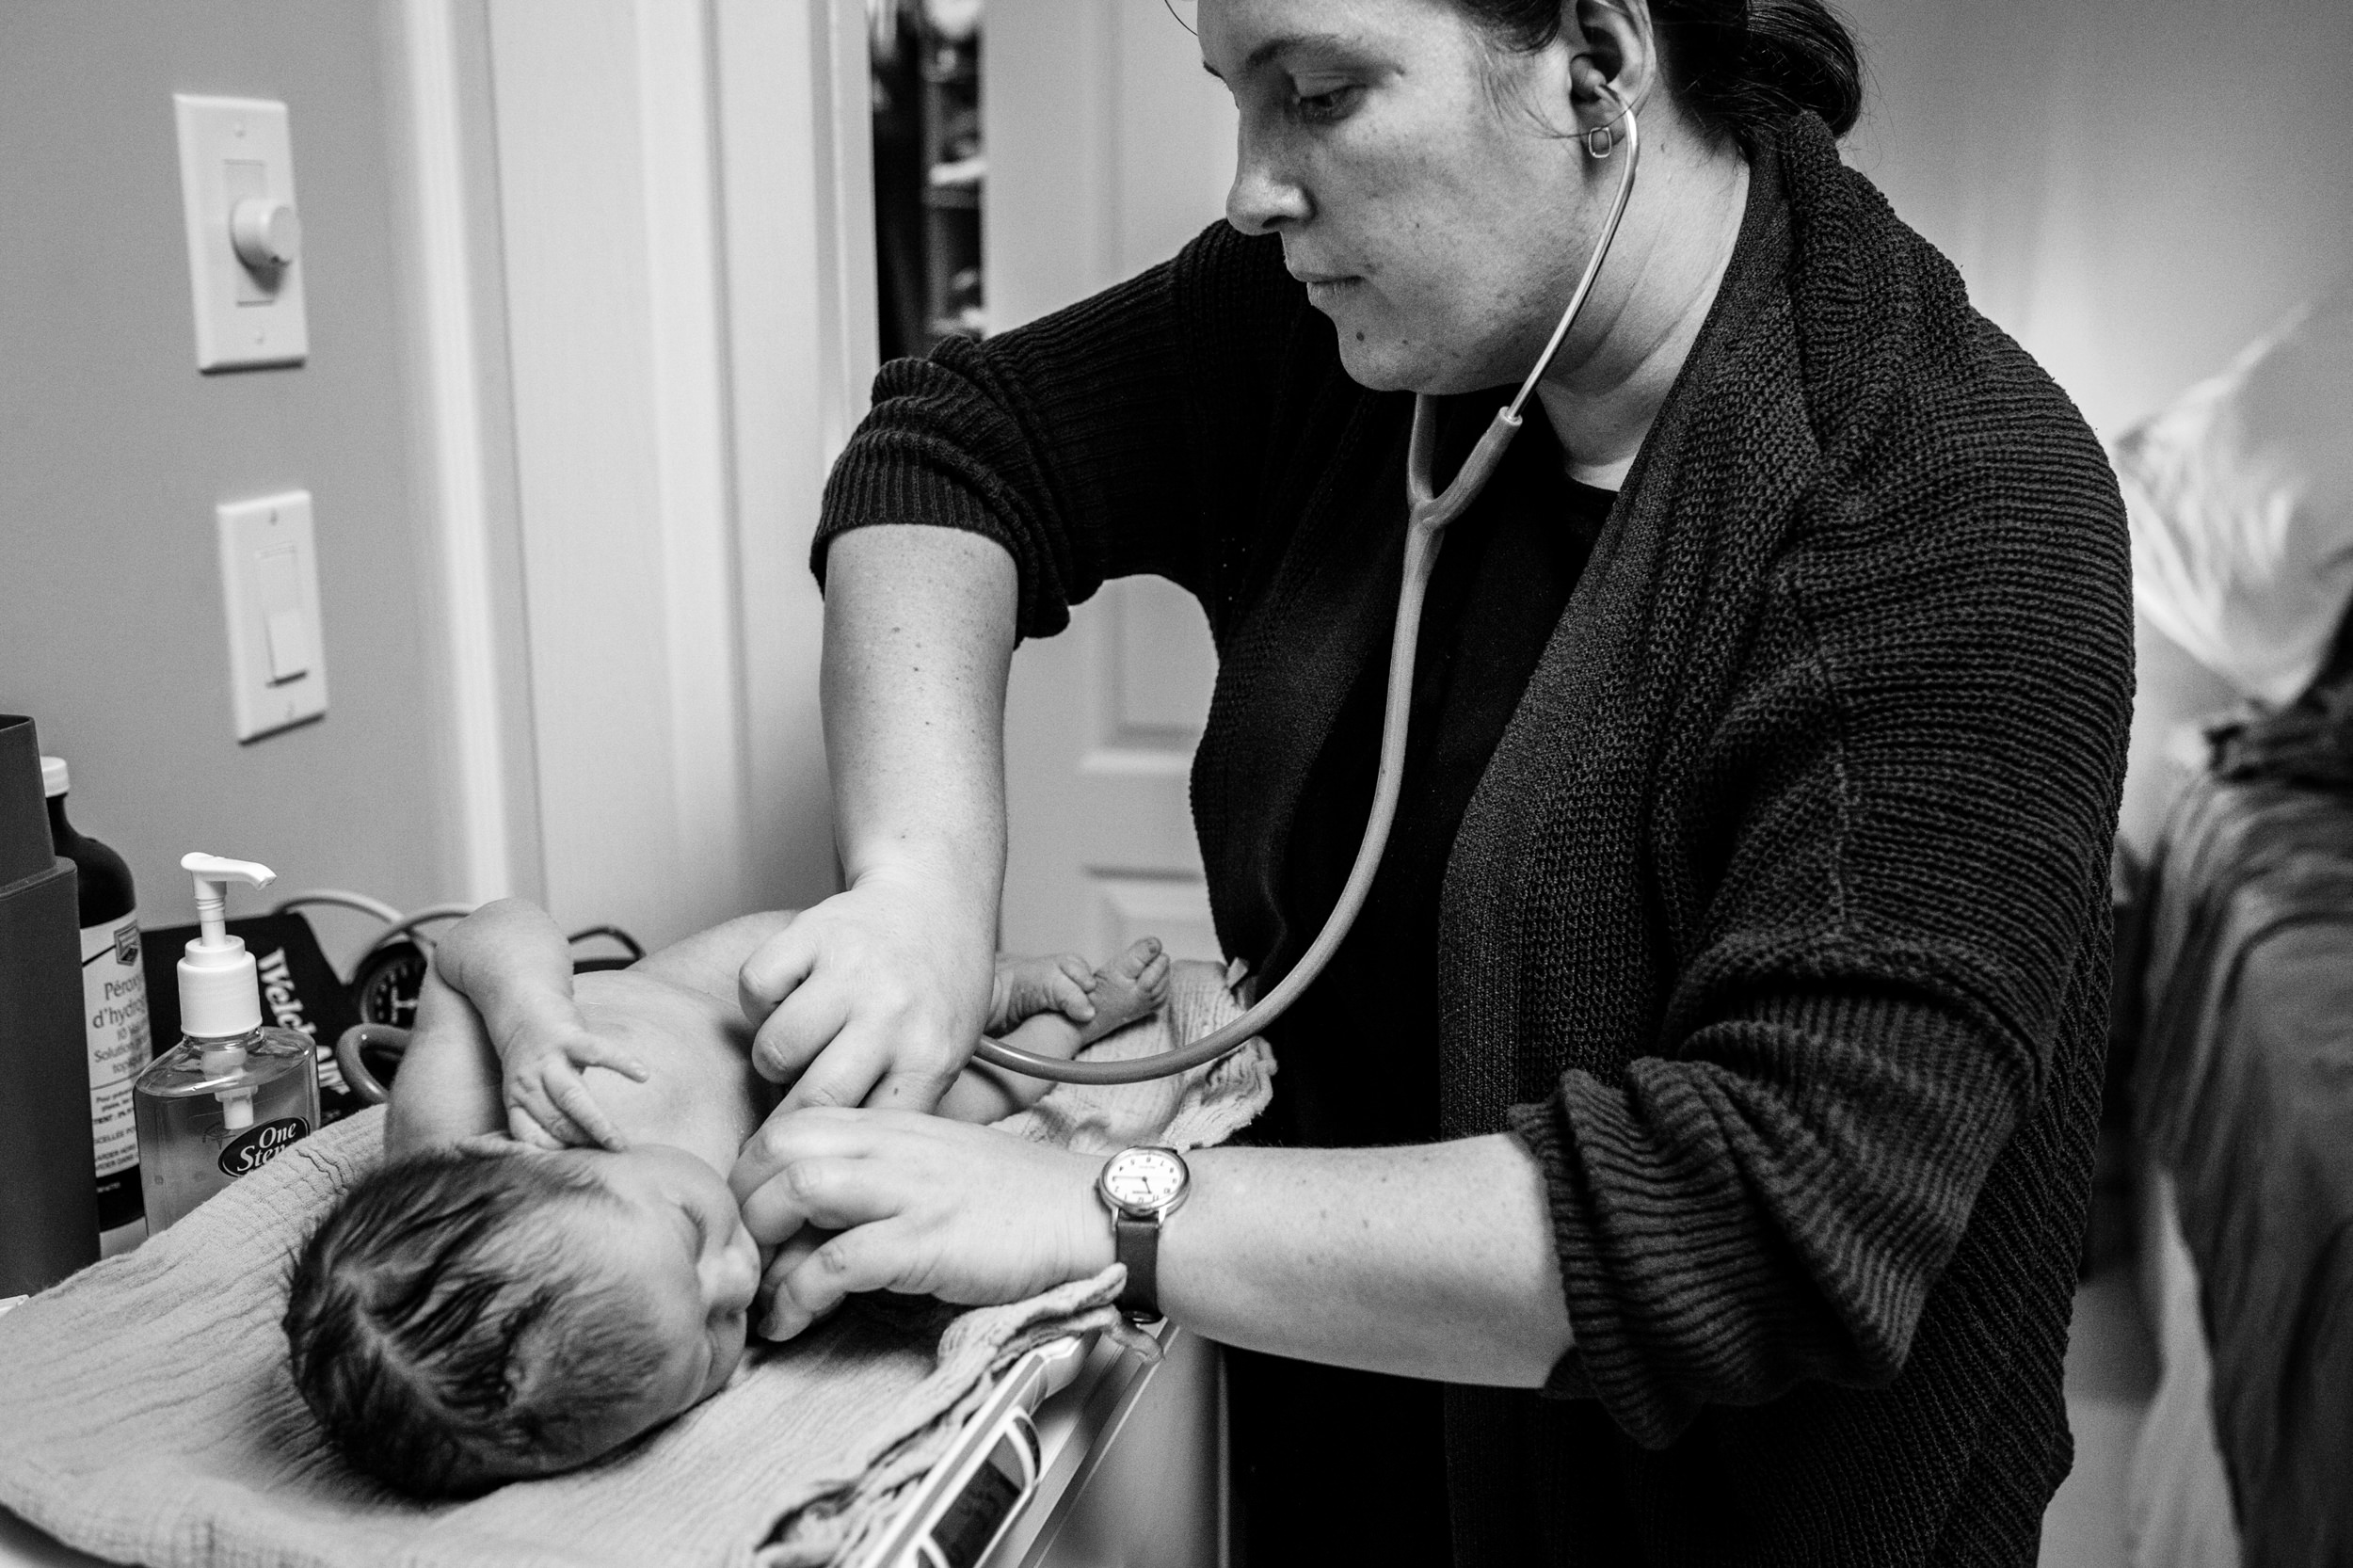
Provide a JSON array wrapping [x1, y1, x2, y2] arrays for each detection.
[[1159, 1135, 1576, 1385], [821, 526, 1019, 916]]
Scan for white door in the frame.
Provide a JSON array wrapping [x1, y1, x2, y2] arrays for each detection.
[[468, 0, 874, 943], [985, 0, 1237, 965]]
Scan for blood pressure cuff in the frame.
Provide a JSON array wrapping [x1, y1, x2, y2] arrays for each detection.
[[140, 913, 367, 1125]]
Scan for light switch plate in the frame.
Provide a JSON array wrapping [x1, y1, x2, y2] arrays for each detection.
[[216, 491, 328, 742], [174, 94, 309, 371]]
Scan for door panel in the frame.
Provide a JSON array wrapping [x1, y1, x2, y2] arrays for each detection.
[[985, 0, 1233, 968], [1002, 577, 1219, 964]]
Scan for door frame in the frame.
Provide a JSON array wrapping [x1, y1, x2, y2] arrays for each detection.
[[390, 0, 875, 939]]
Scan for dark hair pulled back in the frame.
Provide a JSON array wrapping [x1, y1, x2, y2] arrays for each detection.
[[1458, 0, 1863, 147]]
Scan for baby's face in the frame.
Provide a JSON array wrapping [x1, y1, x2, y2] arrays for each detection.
[[549, 1143, 762, 1440]]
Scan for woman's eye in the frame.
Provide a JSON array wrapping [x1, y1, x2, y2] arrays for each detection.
[[1290, 83, 1361, 124]]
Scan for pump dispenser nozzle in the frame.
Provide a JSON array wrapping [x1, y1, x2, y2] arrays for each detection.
[[177, 853, 276, 1040]]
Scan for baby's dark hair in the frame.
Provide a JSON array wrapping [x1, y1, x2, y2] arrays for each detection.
[[283, 1146, 665, 1496]]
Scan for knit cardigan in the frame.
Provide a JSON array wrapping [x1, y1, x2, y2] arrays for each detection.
[[817, 116, 2134, 1567]]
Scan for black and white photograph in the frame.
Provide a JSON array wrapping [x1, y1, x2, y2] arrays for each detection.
[[1, 2, 2348, 1564]]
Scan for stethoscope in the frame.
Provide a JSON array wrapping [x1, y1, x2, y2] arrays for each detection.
[[974, 88, 1643, 1086]]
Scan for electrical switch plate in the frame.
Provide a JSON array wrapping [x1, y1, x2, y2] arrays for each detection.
[[174, 94, 308, 372], [216, 491, 328, 742]]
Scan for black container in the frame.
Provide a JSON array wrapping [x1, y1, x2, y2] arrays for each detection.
[[0, 717, 99, 1295], [46, 760, 152, 1236]]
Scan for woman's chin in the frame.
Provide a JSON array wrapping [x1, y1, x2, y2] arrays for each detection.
[[1332, 332, 1433, 393], [1334, 337, 1509, 398]]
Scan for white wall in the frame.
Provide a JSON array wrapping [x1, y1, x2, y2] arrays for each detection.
[[0, 2, 462, 949], [0, 0, 871, 961], [1842, 0, 2353, 444]]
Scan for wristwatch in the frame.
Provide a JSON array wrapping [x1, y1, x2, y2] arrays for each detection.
[[1096, 1145, 1191, 1323]]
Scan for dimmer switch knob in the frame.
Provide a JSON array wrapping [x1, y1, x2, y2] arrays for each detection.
[[229, 198, 300, 272]]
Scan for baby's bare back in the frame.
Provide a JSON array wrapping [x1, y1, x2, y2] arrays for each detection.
[[571, 969, 779, 1176]]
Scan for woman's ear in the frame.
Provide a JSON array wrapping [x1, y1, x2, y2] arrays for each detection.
[[1569, 0, 1662, 124]]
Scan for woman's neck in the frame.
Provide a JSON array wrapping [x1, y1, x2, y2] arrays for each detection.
[[1534, 129, 1751, 489]]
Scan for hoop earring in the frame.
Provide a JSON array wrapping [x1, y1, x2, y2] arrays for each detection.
[[1584, 123, 1614, 160]]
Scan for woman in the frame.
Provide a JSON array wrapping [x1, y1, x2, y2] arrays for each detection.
[[728, 0, 2132, 1561]]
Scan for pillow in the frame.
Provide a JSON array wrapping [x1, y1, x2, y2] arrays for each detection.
[[2117, 279, 2353, 707]]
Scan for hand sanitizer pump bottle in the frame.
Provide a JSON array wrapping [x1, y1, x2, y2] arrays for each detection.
[[132, 855, 321, 1232]]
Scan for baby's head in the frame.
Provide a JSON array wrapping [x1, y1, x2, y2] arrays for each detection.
[[284, 1140, 760, 1496]]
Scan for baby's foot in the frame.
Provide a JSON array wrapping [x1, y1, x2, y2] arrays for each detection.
[[1078, 937, 1170, 1045], [992, 952, 1096, 1033]]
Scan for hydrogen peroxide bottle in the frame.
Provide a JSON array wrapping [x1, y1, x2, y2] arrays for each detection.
[[42, 757, 152, 1254], [132, 855, 320, 1233]]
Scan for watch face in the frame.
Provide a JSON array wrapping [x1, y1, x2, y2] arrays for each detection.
[[1103, 1148, 1187, 1214]]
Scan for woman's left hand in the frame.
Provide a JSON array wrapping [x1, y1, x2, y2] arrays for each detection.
[[728, 1108, 1113, 1340]]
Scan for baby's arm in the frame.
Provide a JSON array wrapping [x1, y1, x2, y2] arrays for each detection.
[[434, 900, 649, 1149], [384, 961, 504, 1160]]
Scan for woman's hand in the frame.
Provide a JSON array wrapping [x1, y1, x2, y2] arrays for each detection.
[[735, 867, 998, 1112], [728, 1108, 1112, 1340]]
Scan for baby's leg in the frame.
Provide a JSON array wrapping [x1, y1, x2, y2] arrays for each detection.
[[936, 939, 1171, 1123], [991, 952, 1097, 1032]]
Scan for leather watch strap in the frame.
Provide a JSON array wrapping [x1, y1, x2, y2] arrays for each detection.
[[1113, 1214, 1161, 1321]]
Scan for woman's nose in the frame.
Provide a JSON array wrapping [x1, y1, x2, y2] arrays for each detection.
[[1226, 129, 1310, 235]]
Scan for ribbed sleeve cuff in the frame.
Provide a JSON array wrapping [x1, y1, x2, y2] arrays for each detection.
[[1506, 984, 2013, 1449], [814, 424, 1071, 640]]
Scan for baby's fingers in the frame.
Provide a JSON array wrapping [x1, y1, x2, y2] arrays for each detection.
[[507, 1107, 568, 1151], [507, 1075, 591, 1149], [566, 1035, 651, 1082], [546, 1070, 631, 1152]]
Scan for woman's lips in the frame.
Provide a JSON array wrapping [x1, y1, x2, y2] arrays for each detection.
[[1296, 273, 1362, 302]]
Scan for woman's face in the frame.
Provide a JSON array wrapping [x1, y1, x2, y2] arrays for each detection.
[[1202, 0, 1612, 394]]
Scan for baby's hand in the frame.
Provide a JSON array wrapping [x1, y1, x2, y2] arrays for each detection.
[[989, 952, 1096, 1034], [500, 1021, 650, 1152]]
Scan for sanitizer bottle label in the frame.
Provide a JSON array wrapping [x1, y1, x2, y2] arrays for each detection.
[[82, 914, 152, 1240]]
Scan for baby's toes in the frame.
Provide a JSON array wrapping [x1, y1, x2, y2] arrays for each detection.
[[1136, 951, 1172, 1004], [1108, 936, 1164, 983]]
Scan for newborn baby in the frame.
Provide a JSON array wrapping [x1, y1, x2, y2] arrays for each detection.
[[282, 901, 1167, 1496]]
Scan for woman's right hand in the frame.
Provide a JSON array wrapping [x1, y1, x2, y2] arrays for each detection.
[[735, 864, 998, 1113]]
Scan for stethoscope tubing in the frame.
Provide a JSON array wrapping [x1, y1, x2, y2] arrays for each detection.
[[972, 92, 1642, 1087]]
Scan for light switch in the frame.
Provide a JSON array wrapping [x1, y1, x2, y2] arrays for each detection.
[[216, 491, 328, 741], [174, 95, 309, 372], [257, 546, 311, 682], [264, 609, 312, 684]]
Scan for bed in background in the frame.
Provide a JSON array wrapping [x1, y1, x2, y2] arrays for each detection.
[[2128, 773, 2353, 1568], [2114, 277, 2353, 1568]]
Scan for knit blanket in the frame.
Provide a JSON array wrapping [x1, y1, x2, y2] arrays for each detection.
[[0, 964, 1269, 1568]]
